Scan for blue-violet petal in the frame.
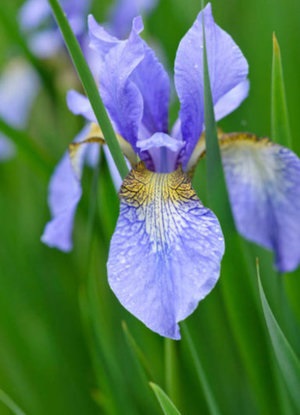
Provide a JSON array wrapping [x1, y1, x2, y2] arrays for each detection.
[[107, 162, 224, 338]]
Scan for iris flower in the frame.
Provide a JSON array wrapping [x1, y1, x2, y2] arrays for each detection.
[[0, 59, 40, 160], [42, 4, 300, 339], [19, 0, 91, 58]]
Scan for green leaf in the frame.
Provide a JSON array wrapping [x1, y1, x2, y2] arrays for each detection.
[[48, 0, 129, 179], [0, 388, 27, 415], [257, 261, 300, 411], [271, 33, 292, 147], [149, 383, 181, 415], [202, 12, 235, 234]]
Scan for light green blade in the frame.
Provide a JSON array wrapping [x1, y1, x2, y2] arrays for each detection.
[[149, 383, 182, 415], [271, 33, 292, 147], [0, 388, 27, 415]]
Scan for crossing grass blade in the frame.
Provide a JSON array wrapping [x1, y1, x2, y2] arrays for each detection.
[[202, 11, 235, 234]]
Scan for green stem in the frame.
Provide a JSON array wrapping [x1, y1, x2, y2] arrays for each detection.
[[48, 0, 129, 179], [164, 338, 180, 407]]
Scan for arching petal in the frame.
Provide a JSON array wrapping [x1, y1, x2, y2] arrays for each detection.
[[107, 163, 224, 339], [137, 132, 184, 172], [41, 126, 93, 252], [174, 3, 248, 168], [41, 151, 82, 252], [221, 133, 300, 272]]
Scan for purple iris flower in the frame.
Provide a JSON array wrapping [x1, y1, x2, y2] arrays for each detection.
[[0, 59, 40, 160], [42, 3, 252, 339], [19, 0, 91, 58]]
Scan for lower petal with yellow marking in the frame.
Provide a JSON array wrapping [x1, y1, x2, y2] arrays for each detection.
[[107, 163, 225, 339]]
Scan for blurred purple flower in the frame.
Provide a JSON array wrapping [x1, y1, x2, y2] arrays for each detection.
[[43, 3, 251, 338], [0, 59, 40, 160], [19, 0, 91, 58]]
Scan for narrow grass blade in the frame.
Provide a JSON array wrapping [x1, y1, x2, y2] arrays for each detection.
[[181, 323, 221, 415], [149, 383, 181, 415], [257, 261, 300, 411], [48, 0, 129, 179], [271, 33, 292, 147], [0, 388, 27, 415], [202, 14, 235, 233]]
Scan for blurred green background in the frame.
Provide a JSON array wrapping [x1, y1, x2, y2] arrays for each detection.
[[0, 0, 300, 414]]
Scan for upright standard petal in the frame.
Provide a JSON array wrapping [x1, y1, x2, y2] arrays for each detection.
[[41, 126, 92, 252], [107, 163, 224, 339], [89, 15, 170, 146], [174, 3, 248, 168], [89, 16, 145, 150], [108, 0, 158, 38], [221, 133, 300, 272]]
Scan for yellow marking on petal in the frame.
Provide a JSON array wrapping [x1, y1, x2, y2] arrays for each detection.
[[186, 131, 272, 177], [218, 132, 271, 149], [120, 162, 197, 206], [119, 162, 199, 253], [68, 123, 138, 178], [70, 122, 137, 170]]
